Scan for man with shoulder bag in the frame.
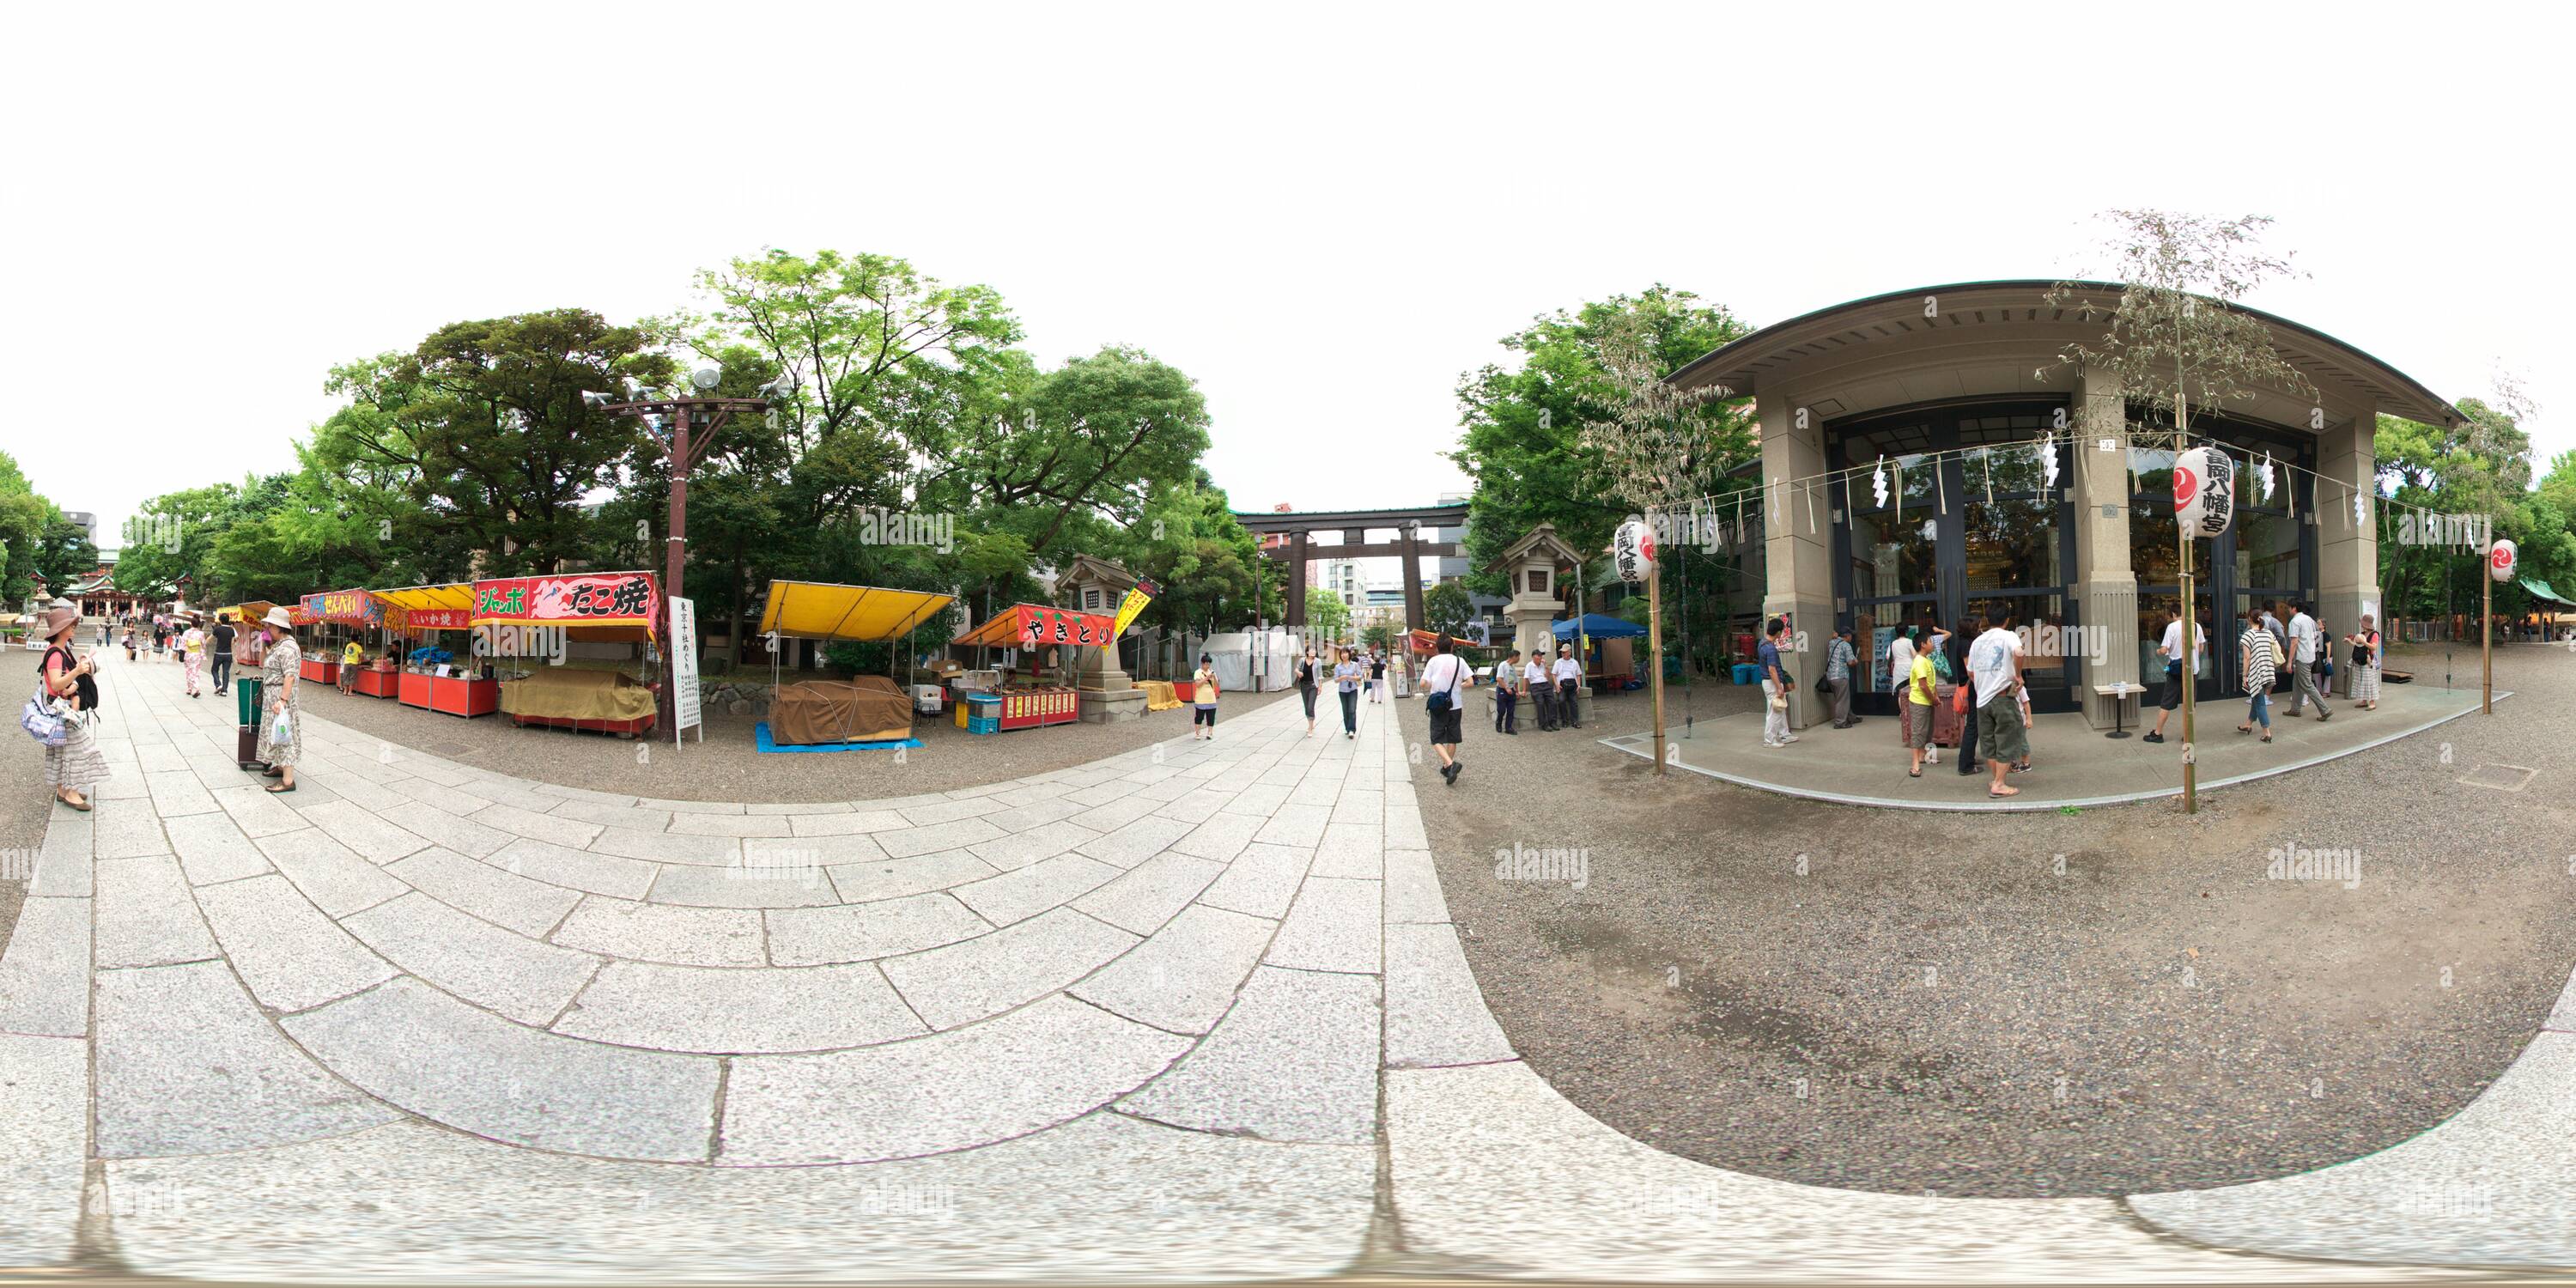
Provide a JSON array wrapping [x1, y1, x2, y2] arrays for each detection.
[[1420, 635, 1471, 785]]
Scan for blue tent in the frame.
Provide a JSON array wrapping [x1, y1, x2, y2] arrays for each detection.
[[1552, 613, 1646, 641]]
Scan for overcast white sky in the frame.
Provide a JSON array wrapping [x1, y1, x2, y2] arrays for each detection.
[[4, 3, 2567, 556]]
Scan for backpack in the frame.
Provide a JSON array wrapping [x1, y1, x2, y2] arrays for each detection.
[[39, 645, 100, 718]]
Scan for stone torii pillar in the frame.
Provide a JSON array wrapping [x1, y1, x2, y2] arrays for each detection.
[[1285, 530, 1309, 629], [1400, 519, 1425, 631]]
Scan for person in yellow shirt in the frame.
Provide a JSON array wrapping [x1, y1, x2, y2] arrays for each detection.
[[339, 640, 365, 693], [1905, 647, 1937, 778]]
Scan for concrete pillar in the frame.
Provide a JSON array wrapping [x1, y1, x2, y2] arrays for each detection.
[[2314, 405, 2381, 694], [1756, 394, 1831, 728], [2071, 365, 2138, 727]]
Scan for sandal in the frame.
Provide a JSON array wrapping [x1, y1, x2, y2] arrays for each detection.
[[1988, 785, 2021, 798], [265, 782, 295, 793], [1908, 768, 1922, 777], [57, 792, 92, 812]]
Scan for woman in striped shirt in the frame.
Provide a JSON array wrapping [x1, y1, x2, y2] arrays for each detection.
[[2237, 606, 2281, 743]]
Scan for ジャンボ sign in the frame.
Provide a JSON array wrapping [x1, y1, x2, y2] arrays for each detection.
[[471, 572, 662, 633]]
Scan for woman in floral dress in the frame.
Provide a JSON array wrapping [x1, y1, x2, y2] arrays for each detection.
[[255, 605, 304, 793]]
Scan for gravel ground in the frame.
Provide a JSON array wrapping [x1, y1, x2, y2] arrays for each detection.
[[0, 644, 64, 959], [266, 672, 1288, 803], [1409, 643, 2576, 1199]]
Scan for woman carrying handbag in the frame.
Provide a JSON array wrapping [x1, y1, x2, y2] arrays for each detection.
[[31, 608, 109, 811]]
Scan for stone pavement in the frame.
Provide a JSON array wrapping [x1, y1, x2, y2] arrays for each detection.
[[0, 647, 2567, 1279], [1604, 678, 2498, 811]]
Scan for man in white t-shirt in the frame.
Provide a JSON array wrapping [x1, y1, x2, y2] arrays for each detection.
[[1419, 636, 1472, 785], [1966, 614, 2026, 798], [2285, 602, 2332, 720], [2144, 609, 2204, 744], [1523, 653, 1556, 731], [1551, 646, 1584, 729]]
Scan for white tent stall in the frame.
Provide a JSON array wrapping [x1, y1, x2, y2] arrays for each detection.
[[1195, 627, 1300, 693]]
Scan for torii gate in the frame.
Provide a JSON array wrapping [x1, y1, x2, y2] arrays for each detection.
[[1233, 504, 1467, 631]]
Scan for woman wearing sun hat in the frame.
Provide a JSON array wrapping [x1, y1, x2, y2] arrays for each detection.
[[254, 605, 304, 792], [33, 607, 109, 811]]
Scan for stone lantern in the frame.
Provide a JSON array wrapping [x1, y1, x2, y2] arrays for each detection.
[[1061, 553, 1146, 723], [1488, 524, 1585, 718]]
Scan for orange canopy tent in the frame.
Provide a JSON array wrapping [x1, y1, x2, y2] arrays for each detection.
[[954, 603, 1118, 650]]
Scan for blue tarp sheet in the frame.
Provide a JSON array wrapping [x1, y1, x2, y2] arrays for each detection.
[[1552, 613, 1647, 641], [753, 722, 922, 754]]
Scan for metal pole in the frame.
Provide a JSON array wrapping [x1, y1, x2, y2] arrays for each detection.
[[2482, 513, 2493, 714], [663, 410, 689, 740]]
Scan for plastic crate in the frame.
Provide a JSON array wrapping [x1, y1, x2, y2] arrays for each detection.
[[967, 715, 1001, 735]]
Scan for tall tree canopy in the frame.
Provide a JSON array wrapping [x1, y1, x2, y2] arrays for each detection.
[[1450, 285, 1755, 600]]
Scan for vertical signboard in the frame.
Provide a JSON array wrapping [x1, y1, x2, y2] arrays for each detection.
[[670, 595, 703, 744]]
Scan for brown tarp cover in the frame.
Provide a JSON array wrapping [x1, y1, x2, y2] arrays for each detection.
[[500, 668, 659, 723], [771, 676, 914, 744]]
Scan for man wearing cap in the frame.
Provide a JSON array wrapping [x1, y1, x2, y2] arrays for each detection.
[[1551, 644, 1584, 730]]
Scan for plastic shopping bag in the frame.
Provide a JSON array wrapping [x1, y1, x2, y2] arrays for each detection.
[[268, 708, 294, 746]]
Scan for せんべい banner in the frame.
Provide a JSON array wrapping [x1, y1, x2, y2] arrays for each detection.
[[300, 589, 386, 626]]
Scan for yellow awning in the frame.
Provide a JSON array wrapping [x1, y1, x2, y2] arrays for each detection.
[[372, 583, 476, 613], [756, 580, 956, 643]]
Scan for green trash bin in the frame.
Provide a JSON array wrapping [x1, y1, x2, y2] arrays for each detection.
[[235, 677, 264, 728]]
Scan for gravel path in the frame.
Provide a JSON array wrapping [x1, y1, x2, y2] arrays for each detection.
[[273, 676, 1287, 803], [1408, 644, 2576, 1199]]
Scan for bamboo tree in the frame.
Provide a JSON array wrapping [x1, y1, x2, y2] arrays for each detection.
[[2047, 211, 2317, 813], [1577, 312, 1735, 773]]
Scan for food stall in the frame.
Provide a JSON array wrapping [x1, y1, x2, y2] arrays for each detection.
[[374, 583, 492, 717], [297, 588, 398, 692], [753, 580, 955, 748], [949, 604, 1113, 734], [474, 570, 661, 737]]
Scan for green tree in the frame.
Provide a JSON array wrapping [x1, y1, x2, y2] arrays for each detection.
[[321, 310, 675, 574], [927, 346, 1214, 562], [1450, 286, 1756, 600], [1303, 584, 1350, 643], [1361, 621, 1398, 653], [35, 513, 95, 590], [1423, 580, 1474, 641]]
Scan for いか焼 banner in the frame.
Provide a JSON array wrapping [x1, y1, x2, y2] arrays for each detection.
[[471, 571, 662, 633], [395, 608, 471, 631]]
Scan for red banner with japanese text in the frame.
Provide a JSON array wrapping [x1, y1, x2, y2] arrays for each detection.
[[471, 571, 661, 635]]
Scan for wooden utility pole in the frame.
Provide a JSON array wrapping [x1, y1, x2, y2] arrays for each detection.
[[2178, 417, 2198, 815], [1648, 513, 1667, 776], [2482, 514, 2494, 715]]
